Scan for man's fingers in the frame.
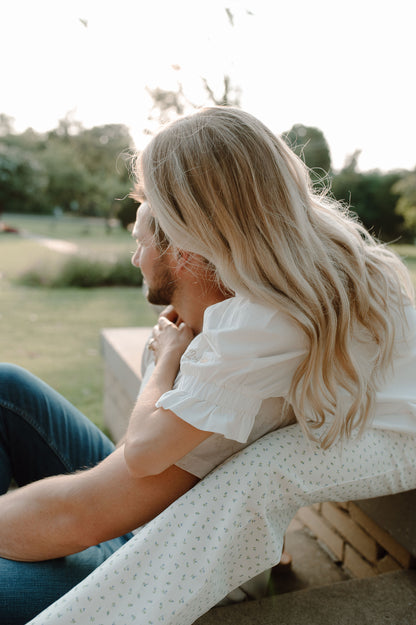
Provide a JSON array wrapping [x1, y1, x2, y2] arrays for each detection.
[[159, 305, 178, 323], [158, 316, 172, 329]]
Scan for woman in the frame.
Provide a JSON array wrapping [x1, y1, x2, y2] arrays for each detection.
[[29, 107, 416, 624], [125, 105, 416, 465]]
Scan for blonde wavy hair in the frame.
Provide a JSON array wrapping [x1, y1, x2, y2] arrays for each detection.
[[134, 106, 414, 447]]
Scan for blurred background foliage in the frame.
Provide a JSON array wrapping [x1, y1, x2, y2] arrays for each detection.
[[281, 123, 415, 242], [1, 2, 415, 244], [0, 111, 136, 224], [1, 101, 415, 243]]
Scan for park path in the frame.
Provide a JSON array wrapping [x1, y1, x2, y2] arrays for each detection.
[[21, 233, 78, 255]]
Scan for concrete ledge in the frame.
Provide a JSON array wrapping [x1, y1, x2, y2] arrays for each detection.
[[100, 327, 151, 441], [194, 570, 416, 625]]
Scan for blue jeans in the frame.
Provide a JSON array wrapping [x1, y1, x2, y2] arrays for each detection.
[[0, 364, 133, 624]]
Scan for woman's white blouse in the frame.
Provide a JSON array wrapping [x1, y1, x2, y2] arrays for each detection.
[[156, 295, 416, 440]]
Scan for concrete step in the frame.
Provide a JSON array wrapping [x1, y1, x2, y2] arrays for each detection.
[[195, 570, 416, 625]]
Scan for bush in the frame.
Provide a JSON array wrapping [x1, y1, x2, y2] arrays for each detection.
[[331, 168, 406, 241], [117, 196, 140, 230], [17, 255, 142, 288]]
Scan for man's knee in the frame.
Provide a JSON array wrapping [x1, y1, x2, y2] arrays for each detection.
[[0, 364, 51, 411], [0, 555, 89, 624], [0, 363, 36, 395]]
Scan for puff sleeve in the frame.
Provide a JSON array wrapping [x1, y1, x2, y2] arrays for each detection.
[[156, 296, 307, 443]]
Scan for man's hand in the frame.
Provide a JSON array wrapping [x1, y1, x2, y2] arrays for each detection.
[[159, 304, 182, 325], [149, 313, 194, 365]]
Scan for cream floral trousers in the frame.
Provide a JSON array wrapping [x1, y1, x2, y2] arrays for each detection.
[[28, 424, 416, 625]]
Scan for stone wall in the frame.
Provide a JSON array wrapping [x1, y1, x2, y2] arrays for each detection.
[[296, 501, 415, 578]]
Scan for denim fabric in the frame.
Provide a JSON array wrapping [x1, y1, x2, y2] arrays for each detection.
[[0, 364, 132, 624]]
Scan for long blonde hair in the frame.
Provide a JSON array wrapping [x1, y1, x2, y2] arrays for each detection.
[[135, 106, 414, 447]]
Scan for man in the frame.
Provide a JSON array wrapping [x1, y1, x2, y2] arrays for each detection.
[[0, 203, 227, 623]]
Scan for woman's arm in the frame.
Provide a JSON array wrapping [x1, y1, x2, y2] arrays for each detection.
[[124, 313, 212, 478]]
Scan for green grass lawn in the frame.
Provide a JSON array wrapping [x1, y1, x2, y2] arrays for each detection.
[[2, 212, 131, 242], [0, 283, 157, 429], [0, 214, 156, 431], [2, 212, 136, 261]]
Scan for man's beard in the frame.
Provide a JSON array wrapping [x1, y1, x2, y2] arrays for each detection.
[[145, 264, 176, 306]]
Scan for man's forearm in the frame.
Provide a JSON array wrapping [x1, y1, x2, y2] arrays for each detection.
[[0, 448, 132, 562], [0, 446, 199, 562], [0, 473, 90, 561]]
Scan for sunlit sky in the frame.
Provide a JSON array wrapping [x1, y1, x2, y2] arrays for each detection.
[[1, 0, 415, 171]]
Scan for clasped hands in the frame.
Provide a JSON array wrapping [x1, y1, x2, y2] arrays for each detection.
[[148, 306, 194, 365]]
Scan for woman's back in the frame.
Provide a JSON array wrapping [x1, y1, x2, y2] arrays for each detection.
[[137, 106, 415, 447]]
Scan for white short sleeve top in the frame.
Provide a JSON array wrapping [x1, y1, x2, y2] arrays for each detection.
[[156, 296, 307, 443], [156, 295, 416, 442]]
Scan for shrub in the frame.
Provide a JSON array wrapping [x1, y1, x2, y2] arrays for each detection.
[[17, 255, 142, 288], [117, 196, 140, 230]]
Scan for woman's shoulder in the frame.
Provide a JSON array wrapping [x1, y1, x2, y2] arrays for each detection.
[[205, 294, 273, 321], [203, 295, 303, 337]]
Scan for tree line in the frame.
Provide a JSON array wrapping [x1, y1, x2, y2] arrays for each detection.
[[0, 112, 137, 228], [283, 124, 416, 242], [1, 112, 415, 242]]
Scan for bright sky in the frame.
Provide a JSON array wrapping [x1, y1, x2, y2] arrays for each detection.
[[1, 0, 415, 172]]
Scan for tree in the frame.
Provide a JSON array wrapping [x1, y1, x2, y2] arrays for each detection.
[[331, 154, 406, 241], [0, 143, 47, 214], [117, 196, 139, 230], [0, 114, 135, 219], [38, 141, 91, 213], [282, 124, 332, 177], [201, 75, 241, 107], [0, 114, 15, 137], [394, 170, 416, 237], [40, 118, 134, 218], [145, 84, 188, 127], [145, 6, 242, 129], [70, 123, 133, 175]]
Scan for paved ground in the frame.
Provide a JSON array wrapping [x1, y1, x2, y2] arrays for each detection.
[[269, 523, 349, 596], [194, 521, 416, 624], [195, 570, 416, 625], [21, 232, 78, 254]]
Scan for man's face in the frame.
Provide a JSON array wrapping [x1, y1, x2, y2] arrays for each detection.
[[131, 204, 177, 306]]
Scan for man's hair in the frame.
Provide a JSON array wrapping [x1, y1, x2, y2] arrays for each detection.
[[135, 106, 414, 448], [146, 210, 170, 252]]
